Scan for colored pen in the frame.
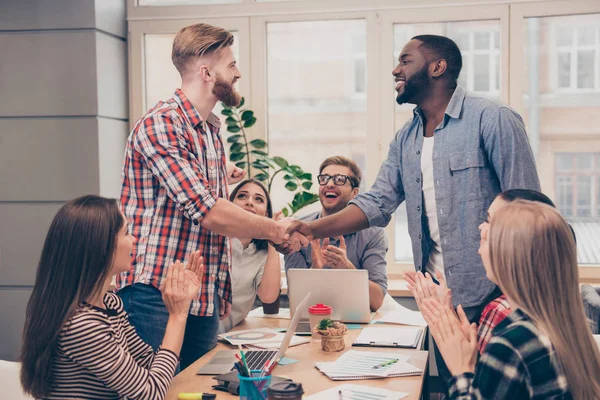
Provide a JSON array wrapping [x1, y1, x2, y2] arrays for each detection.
[[239, 350, 251, 376], [372, 358, 399, 369], [259, 360, 270, 378]]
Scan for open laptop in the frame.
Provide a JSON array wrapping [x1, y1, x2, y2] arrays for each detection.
[[197, 292, 311, 375], [288, 269, 372, 324]]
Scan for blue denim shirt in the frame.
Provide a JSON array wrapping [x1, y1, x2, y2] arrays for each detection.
[[351, 85, 540, 308]]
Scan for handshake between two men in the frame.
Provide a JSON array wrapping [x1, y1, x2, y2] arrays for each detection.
[[271, 217, 313, 253], [269, 203, 370, 255]]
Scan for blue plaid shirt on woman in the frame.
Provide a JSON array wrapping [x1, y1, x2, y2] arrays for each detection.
[[448, 309, 571, 399]]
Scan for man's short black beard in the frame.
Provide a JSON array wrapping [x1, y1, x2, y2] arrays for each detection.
[[396, 65, 430, 105]]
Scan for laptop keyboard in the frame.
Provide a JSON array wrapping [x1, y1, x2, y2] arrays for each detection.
[[232, 350, 278, 371]]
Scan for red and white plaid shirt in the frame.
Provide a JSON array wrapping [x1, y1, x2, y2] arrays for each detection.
[[116, 89, 232, 316], [477, 294, 511, 354]]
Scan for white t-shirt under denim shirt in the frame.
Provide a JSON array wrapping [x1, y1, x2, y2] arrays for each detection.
[[421, 136, 444, 276], [218, 238, 268, 333]]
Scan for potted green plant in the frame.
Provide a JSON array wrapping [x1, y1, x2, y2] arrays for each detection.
[[314, 318, 347, 352], [220, 98, 319, 217]]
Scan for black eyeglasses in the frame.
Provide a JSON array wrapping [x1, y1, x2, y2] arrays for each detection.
[[317, 174, 357, 187]]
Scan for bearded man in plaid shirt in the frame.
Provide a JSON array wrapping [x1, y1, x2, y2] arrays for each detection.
[[116, 23, 307, 370]]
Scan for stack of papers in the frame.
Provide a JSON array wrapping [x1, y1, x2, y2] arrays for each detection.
[[353, 326, 422, 348], [218, 327, 309, 349], [375, 305, 427, 327], [315, 350, 422, 381], [305, 384, 409, 400]]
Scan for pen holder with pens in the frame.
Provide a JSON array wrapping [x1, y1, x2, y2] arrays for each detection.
[[239, 370, 271, 400]]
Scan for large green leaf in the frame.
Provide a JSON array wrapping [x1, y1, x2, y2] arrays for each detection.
[[302, 181, 313, 190], [230, 142, 244, 152], [291, 192, 303, 207], [221, 108, 233, 116], [225, 116, 238, 126], [300, 172, 312, 180], [235, 161, 247, 169], [254, 173, 269, 181], [241, 110, 254, 121], [302, 191, 319, 202], [227, 126, 241, 133], [251, 150, 268, 156], [273, 156, 288, 169], [244, 117, 257, 128], [227, 134, 242, 143], [249, 139, 267, 149], [229, 152, 246, 161], [283, 174, 294, 180], [285, 181, 298, 191], [251, 161, 269, 170], [238, 97, 245, 107], [289, 192, 319, 214]]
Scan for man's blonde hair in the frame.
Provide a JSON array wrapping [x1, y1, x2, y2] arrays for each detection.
[[172, 23, 234, 76]]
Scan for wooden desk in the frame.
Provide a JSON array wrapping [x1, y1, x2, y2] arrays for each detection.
[[167, 318, 428, 400]]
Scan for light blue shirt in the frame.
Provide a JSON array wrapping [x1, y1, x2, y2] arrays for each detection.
[[350, 85, 540, 308]]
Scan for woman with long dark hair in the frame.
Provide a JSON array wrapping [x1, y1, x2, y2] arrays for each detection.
[[218, 179, 281, 333], [20, 195, 203, 399]]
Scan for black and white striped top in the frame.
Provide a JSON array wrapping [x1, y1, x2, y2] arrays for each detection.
[[45, 292, 178, 399]]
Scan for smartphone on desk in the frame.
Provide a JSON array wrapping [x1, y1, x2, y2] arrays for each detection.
[[294, 321, 312, 336]]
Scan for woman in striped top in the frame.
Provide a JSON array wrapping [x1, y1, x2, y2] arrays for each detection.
[[20, 195, 204, 399]]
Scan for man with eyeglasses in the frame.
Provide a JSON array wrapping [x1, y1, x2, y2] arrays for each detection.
[[283, 156, 388, 311]]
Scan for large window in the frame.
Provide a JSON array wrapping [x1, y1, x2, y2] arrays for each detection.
[[455, 28, 501, 96], [266, 19, 368, 210], [130, 0, 600, 277], [519, 12, 600, 265], [555, 153, 600, 218], [554, 22, 600, 92]]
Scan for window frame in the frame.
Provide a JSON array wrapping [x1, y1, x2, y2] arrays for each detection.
[[127, 0, 600, 282], [455, 27, 501, 96], [550, 22, 600, 94], [555, 152, 600, 219]]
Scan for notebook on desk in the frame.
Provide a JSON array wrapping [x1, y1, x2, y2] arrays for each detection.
[[315, 350, 422, 381], [352, 326, 423, 349]]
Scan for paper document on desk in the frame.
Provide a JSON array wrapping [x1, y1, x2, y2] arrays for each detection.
[[315, 350, 421, 380], [305, 384, 408, 400], [353, 326, 422, 348], [218, 327, 309, 347], [243, 335, 309, 350], [376, 305, 427, 327]]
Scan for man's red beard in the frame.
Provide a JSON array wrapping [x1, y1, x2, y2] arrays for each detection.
[[213, 75, 241, 107]]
